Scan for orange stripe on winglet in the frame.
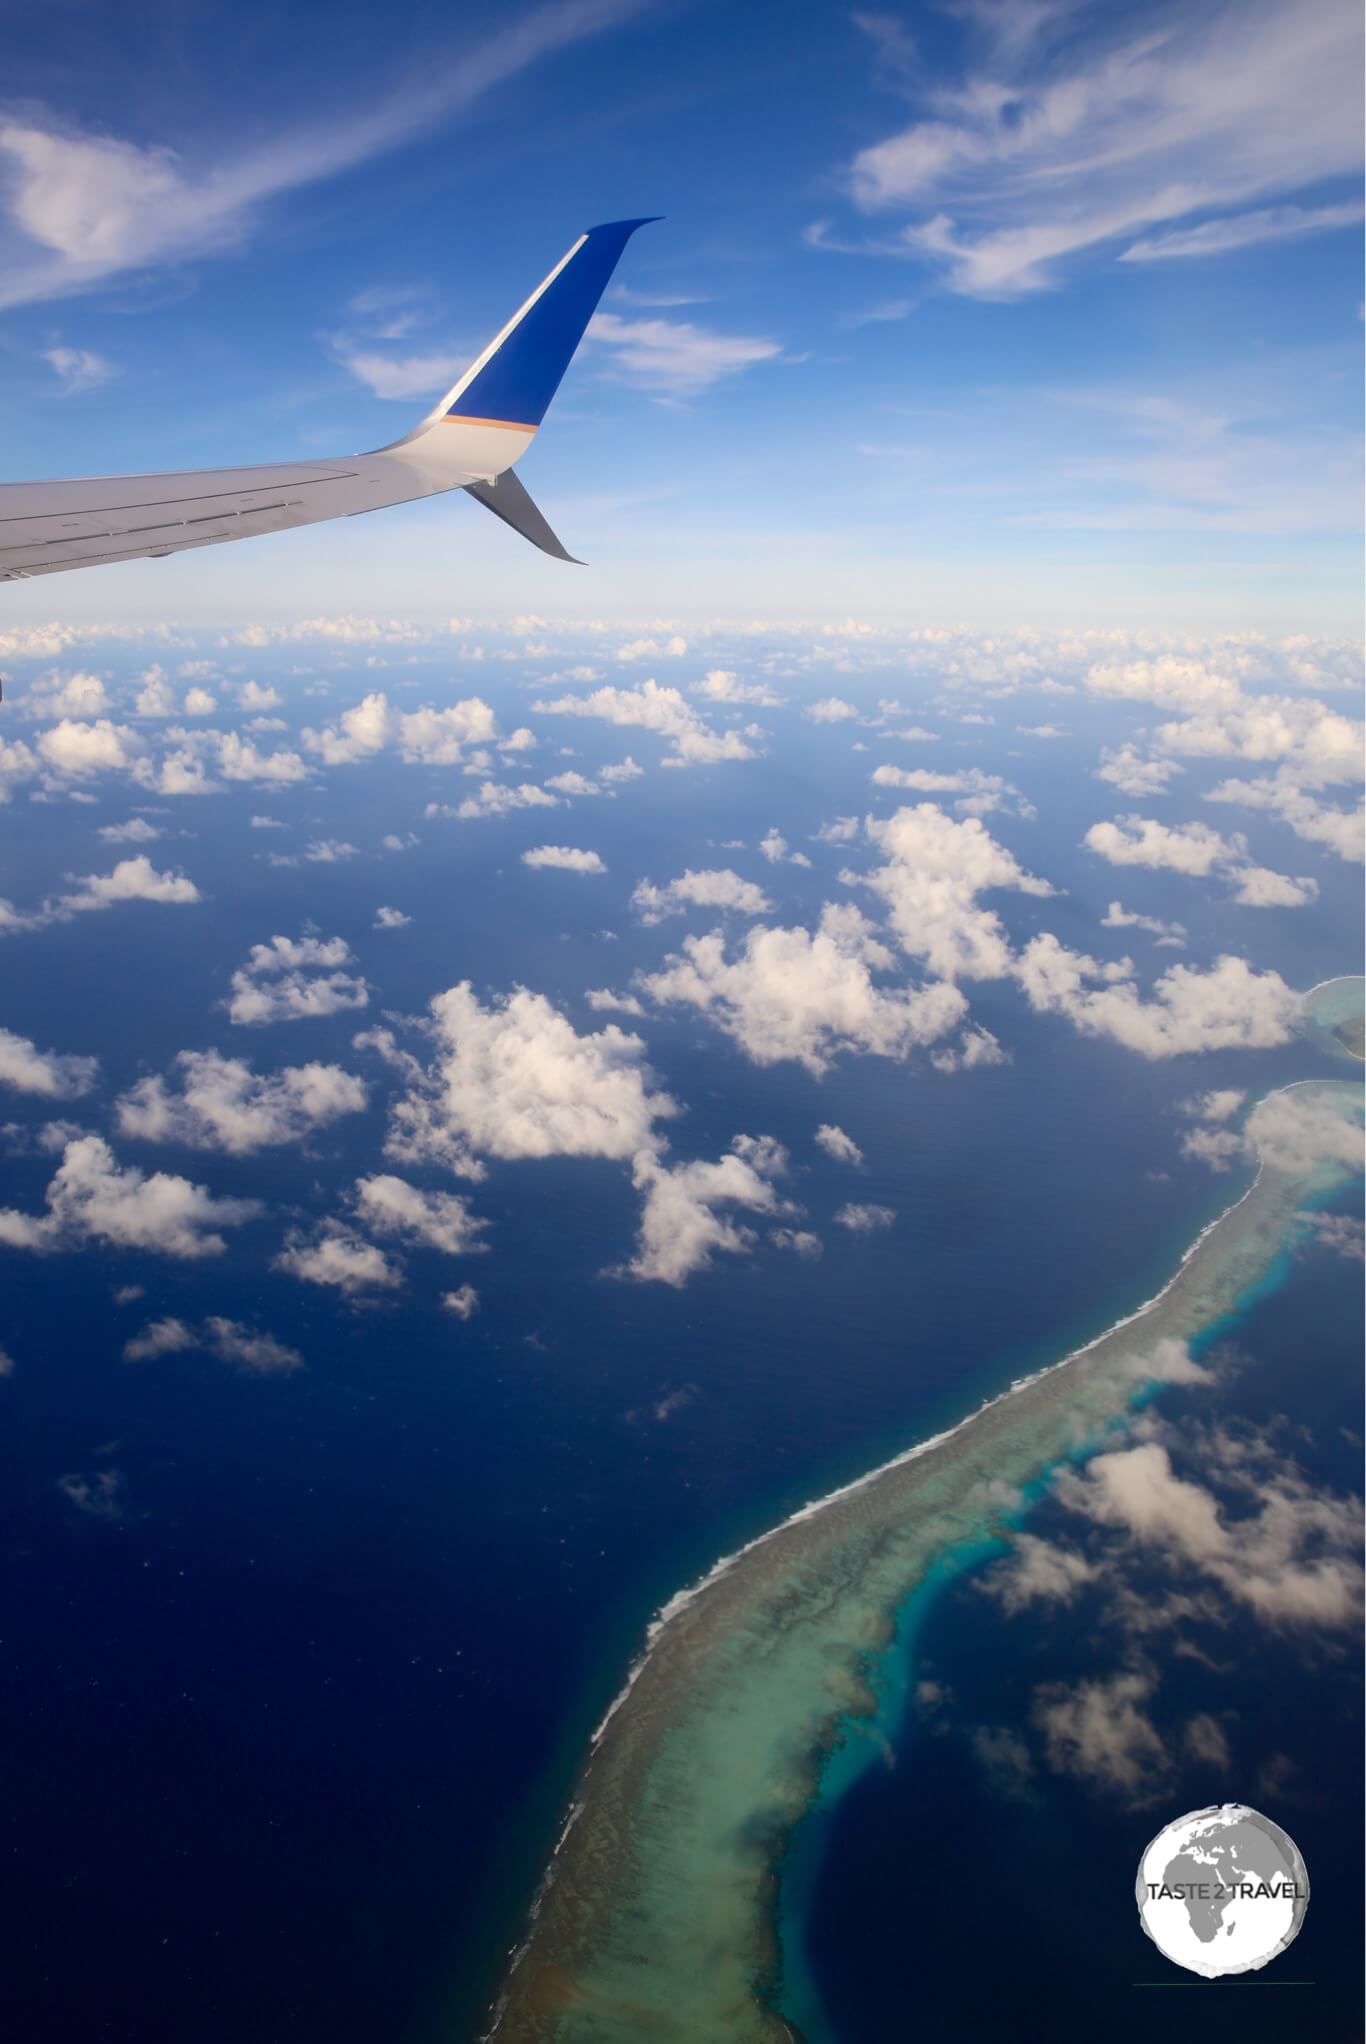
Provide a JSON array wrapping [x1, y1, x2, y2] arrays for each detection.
[[441, 415, 537, 432]]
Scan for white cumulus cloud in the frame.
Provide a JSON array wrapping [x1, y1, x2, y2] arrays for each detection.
[[378, 981, 680, 1181], [1084, 815, 1233, 876], [116, 1049, 366, 1153], [522, 845, 606, 873], [0, 1134, 260, 1257], [1102, 902, 1187, 945], [228, 934, 369, 1026], [640, 901, 965, 1075], [1087, 812, 1319, 908], [124, 1314, 302, 1371], [532, 678, 758, 768], [353, 1173, 486, 1256], [1015, 938, 1302, 1058], [274, 1224, 401, 1294], [859, 803, 1053, 981], [631, 867, 772, 924], [835, 1201, 895, 1232], [302, 689, 497, 767], [0, 1026, 97, 1098], [815, 1122, 864, 1166], [623, 1134, 793, 1285]]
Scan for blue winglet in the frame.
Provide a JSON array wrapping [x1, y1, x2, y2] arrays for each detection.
[[444, 219, 660, 430]]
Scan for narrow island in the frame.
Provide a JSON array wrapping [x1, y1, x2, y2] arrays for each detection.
[[484, 1047, 1362, 2042]]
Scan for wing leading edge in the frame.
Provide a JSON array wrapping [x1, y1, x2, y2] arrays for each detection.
[[0, 219, 657, 583]]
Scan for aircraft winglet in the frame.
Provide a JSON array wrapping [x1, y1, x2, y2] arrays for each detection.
[[463, 468, 583, 564], [428, 218, 661, 434]]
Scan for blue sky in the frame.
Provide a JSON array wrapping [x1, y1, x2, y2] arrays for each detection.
[[0, 0, 1361, 630]]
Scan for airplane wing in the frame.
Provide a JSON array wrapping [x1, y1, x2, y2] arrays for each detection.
[[0, 218, 656, 583]]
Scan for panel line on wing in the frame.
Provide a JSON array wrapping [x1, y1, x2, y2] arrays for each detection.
[[0, 502, 304, 559], [0, 475, 360, 527]]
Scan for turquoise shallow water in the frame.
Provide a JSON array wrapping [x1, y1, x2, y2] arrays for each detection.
[[775, 1540, 1004, 2043], [486, 1077, 1362, 2041], [1306, 974, 1366, 1061], [774, 1199, 1346, 2042], [795, 1177, 1363, 2043], [1306, 975, 1366, 1029], [772, 1238, 1327, 2041]]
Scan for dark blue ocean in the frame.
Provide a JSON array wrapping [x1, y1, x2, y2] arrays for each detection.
[[0, 641, 1359, 2041]]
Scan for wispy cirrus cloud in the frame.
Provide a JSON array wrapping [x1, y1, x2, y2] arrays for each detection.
[[331, 346, 474, 401], [42, 344, 114, 393], [822, 0, 1363, 297], [0, 0, 649, 309], [585, 312, 782, 398], [1122, 200, 1365, 264]]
